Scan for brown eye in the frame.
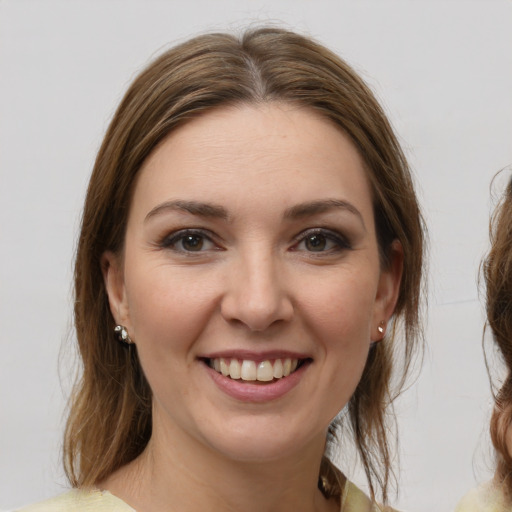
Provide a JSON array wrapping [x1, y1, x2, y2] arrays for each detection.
[[294, 229, 351, 254], [305, 234, 327, 252], [181, 235, 204, 251], [161, 230, 217, 253]]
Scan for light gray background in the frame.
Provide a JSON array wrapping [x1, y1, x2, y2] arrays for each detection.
[[1, 1, 512, 510]]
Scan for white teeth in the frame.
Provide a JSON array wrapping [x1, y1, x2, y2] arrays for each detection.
[[210, 357, 301, 382], [229, 359, 241, 379], [283, 358, 292, 377], [241, 360, 257, 381], [257, 361, 274, 382], [220, 359, 229, 377], [273, 359, 283, 378]]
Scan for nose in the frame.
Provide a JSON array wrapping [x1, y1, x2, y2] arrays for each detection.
[[220, 250, 294, 332]]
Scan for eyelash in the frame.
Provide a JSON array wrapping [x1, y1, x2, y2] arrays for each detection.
[[292, 228, 352, 254], [159, 229, 220, 254], [159, 227, 351, 255]]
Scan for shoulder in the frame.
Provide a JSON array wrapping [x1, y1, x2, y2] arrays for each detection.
[[324, 459, 399, 512], [15, 489, 135, 512], [341, 478, 400, 512], [455, 481, 510, 512]]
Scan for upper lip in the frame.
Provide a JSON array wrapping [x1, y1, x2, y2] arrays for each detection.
[[199, 349, 311, 362]]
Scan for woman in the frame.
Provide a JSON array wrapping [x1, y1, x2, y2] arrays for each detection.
[[19, 27, 424, 511], [456, 177, 512, 511]]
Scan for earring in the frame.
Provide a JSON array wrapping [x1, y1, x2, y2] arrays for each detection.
[[377, 321, 386, 335], [114, 325, 133, 346]]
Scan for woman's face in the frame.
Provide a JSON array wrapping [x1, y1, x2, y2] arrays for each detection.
[[104, 103, 401, 462]]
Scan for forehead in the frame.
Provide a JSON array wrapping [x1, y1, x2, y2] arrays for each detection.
[[131, 103, 373, 222]]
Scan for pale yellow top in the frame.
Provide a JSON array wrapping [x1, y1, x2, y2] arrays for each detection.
[[455, 481, 510, 512], [16, 479, 395, 512], [15, 489, 135, 512]]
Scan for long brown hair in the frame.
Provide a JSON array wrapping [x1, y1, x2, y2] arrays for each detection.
[[486, 176, 512, 495], [65, 27, 425, 503]]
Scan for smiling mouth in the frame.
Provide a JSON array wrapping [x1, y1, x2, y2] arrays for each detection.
[[205, 357, 309, 383]]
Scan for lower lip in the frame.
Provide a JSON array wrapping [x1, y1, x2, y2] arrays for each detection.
[[205, 362, 309, 403]]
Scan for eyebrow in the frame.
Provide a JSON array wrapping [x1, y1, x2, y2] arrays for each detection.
[[284, 199, 366, 229], [145, 198, 365, 229], [145, 200, 229, 222]]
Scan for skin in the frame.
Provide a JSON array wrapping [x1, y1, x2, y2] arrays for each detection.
[[102, 103, 402, 512]]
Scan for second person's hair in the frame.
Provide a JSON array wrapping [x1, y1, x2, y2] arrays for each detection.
[[487, 177, 512, 497]]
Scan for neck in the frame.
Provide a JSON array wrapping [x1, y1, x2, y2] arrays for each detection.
[[101, 416, 337, 512]]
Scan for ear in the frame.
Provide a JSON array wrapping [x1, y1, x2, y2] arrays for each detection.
[[101, 250, 131, 330], [372, 239, 403, 341]]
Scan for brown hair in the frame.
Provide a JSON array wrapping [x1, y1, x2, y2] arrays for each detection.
[[64, 27, 425, 503], [486, 177, 512, 495]]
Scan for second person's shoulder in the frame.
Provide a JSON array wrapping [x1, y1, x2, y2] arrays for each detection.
[[455, 480, 510, 512]]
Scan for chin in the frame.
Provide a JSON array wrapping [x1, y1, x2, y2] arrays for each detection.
[[200, 420, 325, 464]]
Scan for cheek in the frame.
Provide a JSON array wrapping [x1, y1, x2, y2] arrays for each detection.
[[299, 271, 377, 390], [124, 262, 220, 354], [123, 265, 221, 402], [301, 271, 377, 340]]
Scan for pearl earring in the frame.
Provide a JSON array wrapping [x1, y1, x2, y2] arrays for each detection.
[[114, 325, 133, 346]]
